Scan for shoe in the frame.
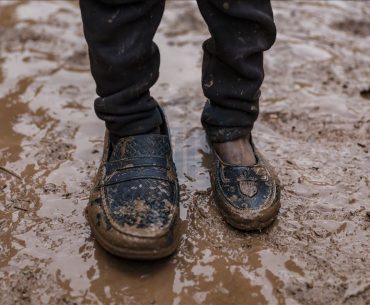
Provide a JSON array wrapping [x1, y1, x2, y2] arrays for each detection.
[[86, 108, 181, 259], [210, 137, 281, 231]]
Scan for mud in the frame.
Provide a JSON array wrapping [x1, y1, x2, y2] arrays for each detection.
[[0, 1, 369, 305]]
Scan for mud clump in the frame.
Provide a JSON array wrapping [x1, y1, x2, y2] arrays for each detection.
[[331, 19, 370, 37], [360, 88, 370, 100]]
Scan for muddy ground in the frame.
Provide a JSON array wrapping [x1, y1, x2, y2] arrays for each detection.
[[0, 1, 369, 305]]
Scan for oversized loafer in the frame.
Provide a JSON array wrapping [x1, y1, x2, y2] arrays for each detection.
[[210, 138, 281, 231], [87, 109, 180, 260]]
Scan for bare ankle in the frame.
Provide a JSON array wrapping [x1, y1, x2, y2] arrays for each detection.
[[213, 134, 256, 166]]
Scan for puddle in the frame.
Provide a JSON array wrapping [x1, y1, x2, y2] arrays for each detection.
[[0, 1, 369, 305]]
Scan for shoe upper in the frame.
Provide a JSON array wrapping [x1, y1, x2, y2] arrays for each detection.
[[213, 155, 277, 210], [86, 106, 182, 258], [88, 129, 180, 242], [103, 135, 179, 233]]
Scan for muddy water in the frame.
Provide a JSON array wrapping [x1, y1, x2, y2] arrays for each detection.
[[0, 1, 369, 305]]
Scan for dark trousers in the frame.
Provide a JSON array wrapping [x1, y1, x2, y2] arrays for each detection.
[[80, 0, 276, 142]]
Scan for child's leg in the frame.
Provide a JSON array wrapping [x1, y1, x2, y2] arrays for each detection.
[[80, 0, 165, 139], [197, 1, 280, 231], [197, 0, 276, 143], [81, 1, 182, 259]]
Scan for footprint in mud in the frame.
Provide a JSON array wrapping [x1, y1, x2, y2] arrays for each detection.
[[330, 19, 370, 37]]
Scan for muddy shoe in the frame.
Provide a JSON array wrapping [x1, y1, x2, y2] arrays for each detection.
[[86, 112, 180, 260], [210, 138, 281, 231]]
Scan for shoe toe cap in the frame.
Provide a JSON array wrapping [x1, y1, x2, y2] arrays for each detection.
[[213, 161, 281, 230], [86, 187, 180, 259]]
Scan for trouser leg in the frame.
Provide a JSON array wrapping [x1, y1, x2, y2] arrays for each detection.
[[197, 0, 276, 142], [80, 0, 165, 138]]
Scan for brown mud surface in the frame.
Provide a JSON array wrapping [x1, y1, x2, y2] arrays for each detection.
[[0, 1, 369, 305]]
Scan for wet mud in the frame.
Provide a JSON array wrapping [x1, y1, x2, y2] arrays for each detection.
[[0, 1, 369, 305]]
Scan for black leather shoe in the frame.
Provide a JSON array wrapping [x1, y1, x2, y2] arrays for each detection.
[[210, 138, 281, 231], [86, 108, 180, 259]]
